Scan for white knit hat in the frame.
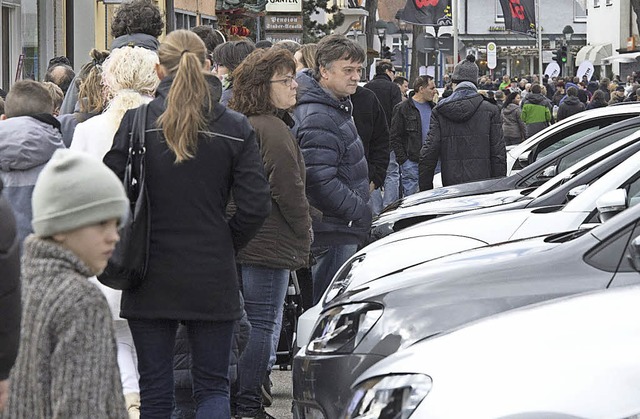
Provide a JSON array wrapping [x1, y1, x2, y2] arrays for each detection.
[[32, 149, 129, 237]]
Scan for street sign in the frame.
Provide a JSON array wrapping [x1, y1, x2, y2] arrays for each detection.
[[487, 42, 497, 69], [264, 15, 303, 31]]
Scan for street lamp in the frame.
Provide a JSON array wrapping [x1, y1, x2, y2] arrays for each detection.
[[375, 20, 387, 57], [562, 25, 574, 42], [562, 25, 574, 76]]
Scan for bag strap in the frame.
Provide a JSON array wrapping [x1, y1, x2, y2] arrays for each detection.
[[126, 103, 149, 201]]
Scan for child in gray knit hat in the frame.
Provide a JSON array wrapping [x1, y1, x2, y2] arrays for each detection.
[[1, 149, 129, 419]]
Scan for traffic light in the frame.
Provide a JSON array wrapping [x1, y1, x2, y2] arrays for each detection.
[[552, 48, 561, 64], [560, 46, 568, 63]]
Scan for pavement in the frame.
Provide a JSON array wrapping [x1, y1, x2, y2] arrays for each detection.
[[264, 368, 294, 419]]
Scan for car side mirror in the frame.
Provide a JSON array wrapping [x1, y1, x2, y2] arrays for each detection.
[[539, 165, 557, 179], [596, 189, 628, 223], [518, 151, 531, 168], [567, 184, 588, 201], [627, 236, 640, 272]]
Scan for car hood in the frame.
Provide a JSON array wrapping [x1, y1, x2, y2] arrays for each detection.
[[337, 233, 565, 305], [373, 189, 531, 228], [380, 178, 506, 213], [353, 286, 640, 418], [322, 234, 488, 305]]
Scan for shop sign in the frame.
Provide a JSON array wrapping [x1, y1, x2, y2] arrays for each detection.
[[266, 0, 302, 13], [265, 15, 303, 31], [265, 32, 303, 44]]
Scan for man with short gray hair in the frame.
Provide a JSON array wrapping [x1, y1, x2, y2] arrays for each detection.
[[293, 34, 372, 304]]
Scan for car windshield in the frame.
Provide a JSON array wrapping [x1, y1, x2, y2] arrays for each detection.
[[528, 131, 640, 199]]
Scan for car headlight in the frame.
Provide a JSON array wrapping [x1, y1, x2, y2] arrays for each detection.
[[344, 374, 432, 419], [307, 303, 383, 354], [324, 254, 367, 305]]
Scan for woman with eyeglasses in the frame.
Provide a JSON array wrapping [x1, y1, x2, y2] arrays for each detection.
[[229, 48, 312, 419]]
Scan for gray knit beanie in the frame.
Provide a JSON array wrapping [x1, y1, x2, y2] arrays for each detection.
[[452, 54, 479, 85], [32, 149, 129, 237]]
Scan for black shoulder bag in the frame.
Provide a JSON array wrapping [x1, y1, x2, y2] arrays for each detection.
[[98, 104, 151, 290]]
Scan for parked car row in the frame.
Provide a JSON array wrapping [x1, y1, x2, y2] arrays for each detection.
[[292, 105, 640, 419]]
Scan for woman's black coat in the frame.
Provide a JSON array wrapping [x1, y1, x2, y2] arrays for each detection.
[[104, 77, 271, 322]]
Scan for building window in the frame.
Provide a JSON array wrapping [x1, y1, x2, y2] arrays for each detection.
[[575, 0, 587, 21], [605, 0, 613, 5], [175, 11, 196, 30], [593, 0, 600, 7], [495, 0, 504, 22], [201, 15, 217, 28]]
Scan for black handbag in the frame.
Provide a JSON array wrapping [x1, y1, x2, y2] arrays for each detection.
[[98, 104, 150, 290]]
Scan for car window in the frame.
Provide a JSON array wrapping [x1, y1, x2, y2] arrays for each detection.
[[536, 127, 600, 160], [532, 116, 632, 162], [627, 175, 640, 208], [556, 127, 640, 173], [584, 222, 635, 273]]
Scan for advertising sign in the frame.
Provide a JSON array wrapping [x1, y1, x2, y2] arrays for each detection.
[[487, 42, 497, 69], [577, 60, 595, 81], [266, 0, 302, 13], [544, 61, 561, 78]]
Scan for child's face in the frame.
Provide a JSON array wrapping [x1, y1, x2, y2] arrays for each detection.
[[53, 219, 120, 275]]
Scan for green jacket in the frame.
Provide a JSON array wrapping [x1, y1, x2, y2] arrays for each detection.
[[521, 93, 552, 138]]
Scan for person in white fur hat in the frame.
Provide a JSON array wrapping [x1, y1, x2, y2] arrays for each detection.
[[1, 149, 129, 419], [70, 44, 160, 419]]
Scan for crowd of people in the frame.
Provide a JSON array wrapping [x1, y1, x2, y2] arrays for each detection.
[[0, 0, 636, 418]]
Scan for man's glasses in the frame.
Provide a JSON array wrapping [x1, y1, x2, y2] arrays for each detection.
[[269, 75, 296, 87]]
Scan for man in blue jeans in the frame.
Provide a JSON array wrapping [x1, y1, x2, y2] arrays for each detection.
[[293, 34, 372, 305], [390, 75, 437, 196]]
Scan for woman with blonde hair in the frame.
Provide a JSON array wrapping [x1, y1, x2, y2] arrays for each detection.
[[70, 45, 160, 419], [71, 46, 159, 155], [103, 29, 270, 418], [229, 48, 311, 419]]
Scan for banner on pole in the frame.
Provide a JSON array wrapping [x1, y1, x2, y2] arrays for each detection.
[[487, 42, 497, 69], [544, 61, 561, 78], [398, 0, 452, 26], [499, 0, 537, 37], [577, 61, 595, 82]]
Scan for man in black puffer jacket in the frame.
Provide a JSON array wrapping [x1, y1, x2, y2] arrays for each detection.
[[419, 55, 506, 190], [0, 180, 21, 411], [293, 35, 372, 304]]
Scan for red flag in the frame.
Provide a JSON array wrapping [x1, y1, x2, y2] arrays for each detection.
[[398, 0, 452, 26], [499, 0, 537, 37]]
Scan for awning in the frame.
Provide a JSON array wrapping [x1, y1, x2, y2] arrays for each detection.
[[601, 51, 640, 65], [575, 43, 612, 66]]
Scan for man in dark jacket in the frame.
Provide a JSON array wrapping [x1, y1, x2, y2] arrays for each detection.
[[293, 34, 372, 304], [557, 86, 585, 121], [364, 61, 402, 213], [351, 86, 390, 216], [0, 182, 21, 411], [390, 75, 437, 196], [419, 55, 506, 190]]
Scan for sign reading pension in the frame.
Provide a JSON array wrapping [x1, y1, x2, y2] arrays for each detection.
[[265, 15, 303, 31], [266, 0, 302, 13]]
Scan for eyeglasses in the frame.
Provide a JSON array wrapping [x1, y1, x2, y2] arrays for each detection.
[[269, 75, 296, 87]]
